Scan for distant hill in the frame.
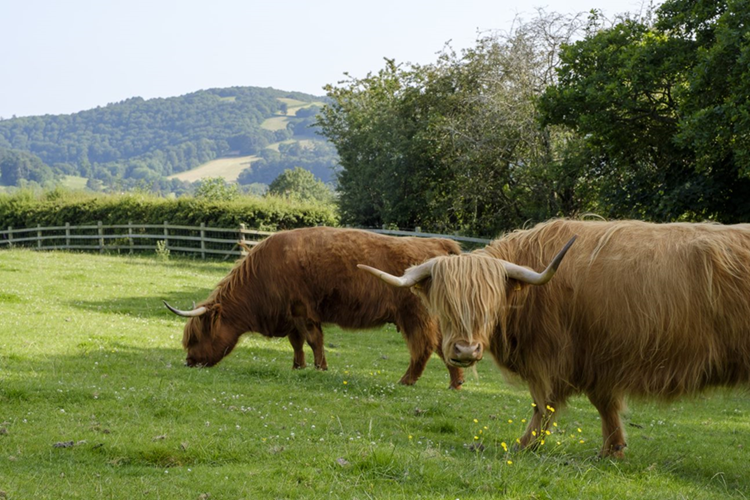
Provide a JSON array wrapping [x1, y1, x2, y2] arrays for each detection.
[[0, 86, 339, 193]]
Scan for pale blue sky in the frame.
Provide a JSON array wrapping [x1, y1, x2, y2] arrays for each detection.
[[0, 0, 653, 118]]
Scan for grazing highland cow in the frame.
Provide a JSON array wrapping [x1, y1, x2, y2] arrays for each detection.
[[358, 219, 750, 457], [164, 226, 464, 388]]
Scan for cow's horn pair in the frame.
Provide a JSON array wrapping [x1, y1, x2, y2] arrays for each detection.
[[163, 300, 207, 317], [357, 236, 577, 287]]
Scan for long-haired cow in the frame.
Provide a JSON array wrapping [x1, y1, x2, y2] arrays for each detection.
[[164, 226, 464, 388], [359, 219, 750, 457]]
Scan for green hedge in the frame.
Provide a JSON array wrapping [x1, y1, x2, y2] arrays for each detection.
[[0, 191, 338, 230]]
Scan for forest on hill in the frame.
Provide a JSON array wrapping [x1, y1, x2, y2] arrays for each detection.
[[0, 86, 339, 194]]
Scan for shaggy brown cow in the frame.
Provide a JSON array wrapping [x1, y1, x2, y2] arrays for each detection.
[[358, 219, 750, 457], [164, 226, 464, 388]]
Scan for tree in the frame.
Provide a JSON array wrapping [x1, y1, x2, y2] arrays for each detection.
[[0, 150, 55, 186], [540, 1, 750, 221], [194, 177, 240, 201], [318, 12, 585, 235], [267, 167, 334, 205]]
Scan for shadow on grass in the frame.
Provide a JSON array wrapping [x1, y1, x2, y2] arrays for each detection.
[[66, 288, 215, 319]]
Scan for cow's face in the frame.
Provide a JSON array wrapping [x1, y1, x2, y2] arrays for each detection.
[[182, 313, 239, 367], [164, 300, 240, 368], [416, 255, 507, 368], [357, 237, 576, 369]]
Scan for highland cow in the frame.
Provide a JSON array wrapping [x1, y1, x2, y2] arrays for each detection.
[[358, 219, 750, 456], [165, 226, 464, 388]]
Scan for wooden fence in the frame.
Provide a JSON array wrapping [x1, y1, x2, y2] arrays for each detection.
[[0, 223, 491, 259], [0, 222, 274, 259]]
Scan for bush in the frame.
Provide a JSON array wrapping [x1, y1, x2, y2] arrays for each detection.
[[0, 189, 338, 231]]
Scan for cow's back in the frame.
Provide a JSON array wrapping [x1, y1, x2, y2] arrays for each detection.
[[251, 227, 460, 329]]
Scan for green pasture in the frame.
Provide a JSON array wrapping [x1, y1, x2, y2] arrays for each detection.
[[60, 176, 88, 190], [0, 249, 748, 499]]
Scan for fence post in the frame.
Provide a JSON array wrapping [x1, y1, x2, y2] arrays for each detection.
[[98, 221, 104, 254], [415, 226, 421, 234], [65, 222, 71, 249], [37, 224, 42, 249], [128, 221, 134, 254], [7, 226, 12, 247], [239, 223, 247, 256], [163, 221, 169, 250], [200, 222, 206, 260]]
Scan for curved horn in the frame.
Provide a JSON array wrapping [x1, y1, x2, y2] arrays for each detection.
[[357, 260, 436, 288], [163, 300, 207, 317], [503, 236, 577, 286]]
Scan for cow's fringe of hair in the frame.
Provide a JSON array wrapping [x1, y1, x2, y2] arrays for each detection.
[[426, 254, 508, 351]]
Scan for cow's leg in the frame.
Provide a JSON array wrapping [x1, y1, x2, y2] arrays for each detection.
[[517, 404, 547, 450], [435, 342, 464, 390], [292, 317, 327, 370], [517, 387, 564, 450], [288, 328, 306, 369], [587, 392, 627, 458], [395, 316, 438, 386], [305, 322, 327, 370]]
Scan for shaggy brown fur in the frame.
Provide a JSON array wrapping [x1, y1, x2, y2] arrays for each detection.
[[179, 226, 464, 388], [403, 219, 750, 456]]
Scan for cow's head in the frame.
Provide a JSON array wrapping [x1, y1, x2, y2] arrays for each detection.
[[358, 237, 576, 368], [163, 301, 240, 367]]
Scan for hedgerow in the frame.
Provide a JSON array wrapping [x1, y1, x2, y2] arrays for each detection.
[[0, 189, 338, 230]]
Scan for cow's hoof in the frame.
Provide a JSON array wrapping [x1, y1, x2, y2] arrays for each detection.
[[599, 443, 627, 459]]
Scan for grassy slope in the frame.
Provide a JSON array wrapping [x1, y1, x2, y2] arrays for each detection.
[[167, 155, 259, 183], [173, 97, 326, 182], [60, 176, 88, 190], [0, 250, 748, 499]]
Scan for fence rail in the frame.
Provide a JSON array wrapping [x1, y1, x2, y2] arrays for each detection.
[[0, 222, 274, 258], [0, 222, 491, 259]]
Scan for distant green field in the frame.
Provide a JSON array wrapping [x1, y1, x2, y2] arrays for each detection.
[[171, 137, 316, 183], [167, 154, 259, 183], [60, 175, 88, 190], [1, 249, 749, 499], [260, 116, 291, 131], [260, 98, 325, 131]]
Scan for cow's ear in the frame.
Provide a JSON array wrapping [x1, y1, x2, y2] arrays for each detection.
[[509, 279, 527, 292], [411, 277, 432, 295]]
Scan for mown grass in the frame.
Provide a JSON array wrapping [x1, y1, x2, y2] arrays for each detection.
[[167, 155, 260, 183], [0, 249, 748, 499]]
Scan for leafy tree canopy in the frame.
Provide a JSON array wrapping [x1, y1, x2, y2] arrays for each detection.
[[540, 0, 750, 221], [318, 12, 586, 235], [267, 167, 334, 205]]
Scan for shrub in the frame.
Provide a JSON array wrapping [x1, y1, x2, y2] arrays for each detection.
[[0, 189, 338, 231]]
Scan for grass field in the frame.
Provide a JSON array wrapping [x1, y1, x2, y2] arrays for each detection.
[[167, 155, 259, 183], [60, 175, 88, 190], [260, 98, 326, 131], [1, 249, 749, 499], [169, 138, 315, 183]]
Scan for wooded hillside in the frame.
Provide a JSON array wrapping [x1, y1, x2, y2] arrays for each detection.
[[0, 87, 339, 193]]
